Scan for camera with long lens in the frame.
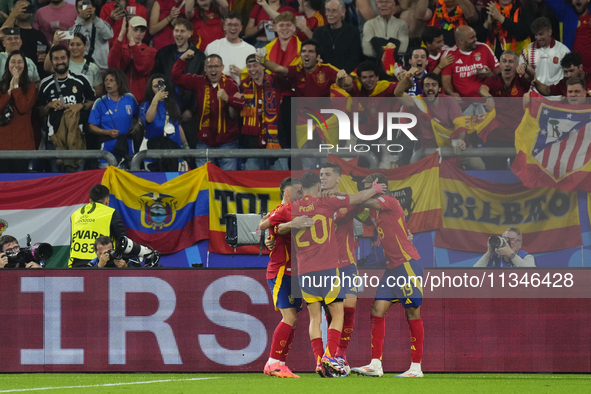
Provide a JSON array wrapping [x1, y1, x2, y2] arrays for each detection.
[[106, 249, 123, 260], [4, 235, 53, 268], [115, 236, 161, 267], [488, 235, 508, 250]]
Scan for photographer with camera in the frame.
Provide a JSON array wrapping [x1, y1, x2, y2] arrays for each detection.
[[89, 236, 127, 268], [474, 227, 536, 268], [0, 235, 44, 268]]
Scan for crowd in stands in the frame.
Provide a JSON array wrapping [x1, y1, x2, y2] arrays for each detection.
[[0, 0, 589, 172]]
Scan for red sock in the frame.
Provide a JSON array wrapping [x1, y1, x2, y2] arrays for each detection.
[[408, 318, 424, 363], [311, 338, 324, 364], [371, 315, 385, 360], [280, 328, 295, 362], [269, 321, 293, 361], [336, 307, 356, 357], [325, 328, 341, 358]]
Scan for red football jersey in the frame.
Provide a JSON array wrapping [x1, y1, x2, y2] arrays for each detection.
[[441, 42, 500, 97], [266, 203, 292, 280], [335, 205, 364, 266], [286, 63, 339, 98], [271, 194, 351, 275], [368, 195, 420, 268]]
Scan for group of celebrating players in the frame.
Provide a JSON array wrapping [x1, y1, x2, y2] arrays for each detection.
[[259, 162, 424, 378]]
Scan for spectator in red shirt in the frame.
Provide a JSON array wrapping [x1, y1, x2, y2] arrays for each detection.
[[442, 25, 500, 101], [149, 0, 195, 50], [192, 0, 227, 51], [479, 49, 533, 169], [534, 51, 591, 97], [295, 0, 326, 41], [422, 26, 454, 75], [108, 16, 157, 102], [100, 0, 148, 48], [172, 51, 245, 170], [246, 0, 297, 48]]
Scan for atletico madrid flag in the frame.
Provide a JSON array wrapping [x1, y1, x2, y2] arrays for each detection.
[[512, 93, 591, 192]]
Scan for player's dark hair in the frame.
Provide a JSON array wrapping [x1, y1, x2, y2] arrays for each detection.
[[422, 26, 443, 45], [423, 72, 441, 87], [224, 10, 243, 23], [356, 60, 380, 77], [362, 173, 388, 188], [561, 52, 583, 69], [94, 235, 112, 251], [89, 184, 110, 202], [301, 39, 321, 57], [567, 76, 586, 90], [301, 172, 321, 190], [412, 47, 429, 59], [320, 162, 342, 176], [173, 17, 193, 32], [530, 17, 552, 34], [0, 235, 18, 252], [49, 44, 70, 61], [279, 177, 301, 199]]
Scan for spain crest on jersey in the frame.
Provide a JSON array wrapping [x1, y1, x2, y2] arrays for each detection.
[[139, 192, 177, 230], [513, 93, 591, 191]]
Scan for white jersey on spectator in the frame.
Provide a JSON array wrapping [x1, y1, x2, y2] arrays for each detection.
[[204, 38, 255, 85], [519, 39, 569, 88]]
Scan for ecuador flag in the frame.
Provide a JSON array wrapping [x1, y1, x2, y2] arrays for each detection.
[[512, 93, 591, 191], [208, 163, 289, 254], [0, 170, 105, 267], [436, 160, 581, 253], [102, 166, 209, 254], [328, 152, 441, 233]]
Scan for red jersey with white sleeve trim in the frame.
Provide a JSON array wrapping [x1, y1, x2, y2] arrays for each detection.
[[369, 195, 420, 268], [266, 203, 292, 280], [441, 42, 500, 97]]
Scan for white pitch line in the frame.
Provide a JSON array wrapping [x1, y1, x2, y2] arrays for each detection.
[[0, 377, 220, 393]]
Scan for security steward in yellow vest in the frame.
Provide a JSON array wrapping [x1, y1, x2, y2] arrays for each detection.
[[69, 185, 127, 267]]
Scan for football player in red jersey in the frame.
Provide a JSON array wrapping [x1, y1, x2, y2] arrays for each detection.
[[259, 177, 303, 378], [264, 172, 382, 377], [351, 173, 425, 378]]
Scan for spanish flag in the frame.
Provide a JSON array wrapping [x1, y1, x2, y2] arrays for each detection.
[[328, 152, 442, 234], [436, 160, 581, 253], [102, 166, 209, 254], [512, 93, 591, 191]]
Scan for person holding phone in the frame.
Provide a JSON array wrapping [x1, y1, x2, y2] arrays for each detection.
[[33, 0, 77, 45], [67, 0, 114, 71], [100, 0, 148, 48], [150, 0, 195, 50]]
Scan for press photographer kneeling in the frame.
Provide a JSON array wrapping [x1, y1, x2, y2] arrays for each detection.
[[88, 236, 161, 268], [0, 235, 51, 269], [474, 227, 536, 268]]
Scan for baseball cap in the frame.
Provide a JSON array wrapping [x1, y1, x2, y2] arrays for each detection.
[[246, 54, 256, 64], [2, 27, 20, 37], [129, 16, 148, 28]]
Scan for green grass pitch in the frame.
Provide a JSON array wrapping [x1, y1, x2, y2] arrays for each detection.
[[1, 373, 591, 394]]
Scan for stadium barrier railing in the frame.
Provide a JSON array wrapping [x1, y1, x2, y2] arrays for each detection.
[[0, 150, 119, 167]]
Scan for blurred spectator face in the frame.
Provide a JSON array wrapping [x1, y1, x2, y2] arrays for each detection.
[[152, 77, 165, 94], [131, 26, 147, 44], [499, 0, 513, 6], [16, 0, 32, 22], [566, 83, 587, 105], [247, 59, 264, 79], [205, 56, 223, 84], [196, 0, 211, 9], [300, 44, 319, 71], [276, 21, 296, 40], [173, 24, 192, 48], [8, 54, 25, 76], [95, 241, 114, 258], [563, 63, 585, 79], [426, 34, 444, 55], [410, 49, 428, 73], [3, 34, 22, 53], [223, 18, 242, 42], [68, 36, 86, 58], [423, 77, 441, 103], [444, 0, 457, 7], [2, 241, 20, 253], [500, 52, 517, 79], [76, 0, 96, 19], [376, 0, 394, 18], [534, 28, 552, 48], [51, 50, 69, 74], [325, 0, 345, 26], [501, 230, 522, 254], [359, 70, 378, 92], [104, 73, 119, 96], [458, 28, 477, 52], [572, 0, 590, 15]]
